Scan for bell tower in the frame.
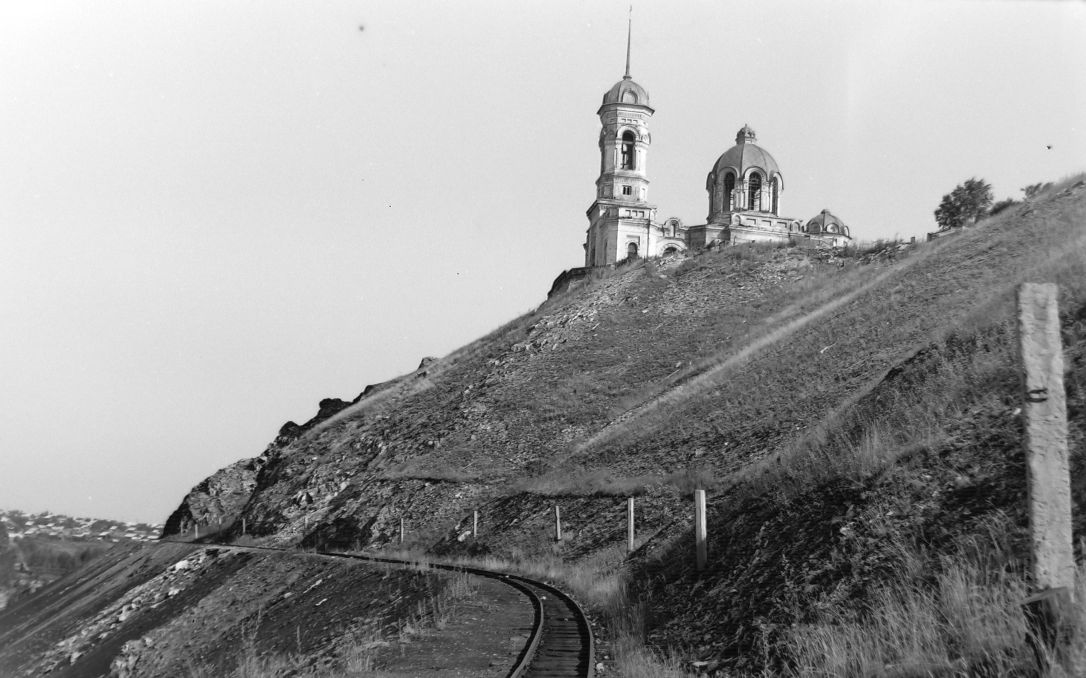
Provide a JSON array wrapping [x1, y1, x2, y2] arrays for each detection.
[[584, 15, 656, 267]]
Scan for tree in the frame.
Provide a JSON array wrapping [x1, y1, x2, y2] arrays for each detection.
[[1021, 182, 1053, 201], [934, 177, 993, 230]]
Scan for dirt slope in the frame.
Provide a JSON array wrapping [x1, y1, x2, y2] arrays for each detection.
[[143, 175, 1086, 672]]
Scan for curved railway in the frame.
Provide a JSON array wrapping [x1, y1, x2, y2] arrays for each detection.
[[167, 541, 594, 677]]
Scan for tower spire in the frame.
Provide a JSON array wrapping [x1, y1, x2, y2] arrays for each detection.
[[623, 6, 632, 79]]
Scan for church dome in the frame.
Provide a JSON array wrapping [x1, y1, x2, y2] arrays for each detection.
[[805, 209, 850, 237], [601, 76, 651, 109], [711, 125, 780, 178]]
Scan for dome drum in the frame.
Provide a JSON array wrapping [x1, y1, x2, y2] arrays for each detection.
[[705, 126, 784, 219], [599, 76, 654, 114], [804, 209, 851, 238]]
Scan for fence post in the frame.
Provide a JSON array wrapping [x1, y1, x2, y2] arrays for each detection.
[[473, 510, 478, 540], [694, 490, 707, 572], [554, 505, 562, 542], [304, 514, 308, 530], [194, 523, 199, 540], [399, 517, 405, 545], [1017, 283, 1075, 667], [627, 497, 635, 552], [241, 517, 246, 536]]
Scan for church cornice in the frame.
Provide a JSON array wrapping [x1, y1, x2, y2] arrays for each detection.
[[586, 198, 658, 219], [597, 102, 655, 116], [598, 171, 651, 182]]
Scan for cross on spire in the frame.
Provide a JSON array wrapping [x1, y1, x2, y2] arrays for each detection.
[[623, 6, 632, 80]]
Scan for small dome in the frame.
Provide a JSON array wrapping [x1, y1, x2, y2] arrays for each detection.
[[602, 76, 651, 109], [711, 125, 781, 179], [806, 209, 850, 237]]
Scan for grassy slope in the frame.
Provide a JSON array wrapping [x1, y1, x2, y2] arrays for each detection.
[[229, 176, 1085, 672], [625, 177, 1086, 673]]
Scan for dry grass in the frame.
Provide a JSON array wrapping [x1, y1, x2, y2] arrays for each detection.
[[508, 460, 721, 497], [510, 468, 658, 496], [427, 544, 696, 676], [588, 175, 1086, 672], [784, 551, 1086, 677]]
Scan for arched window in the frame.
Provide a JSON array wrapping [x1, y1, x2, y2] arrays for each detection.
[[621, 131, 636, 170], [627, 242, 639, 259], [748, 172, 762, 211], [724, 172, 736, 211]]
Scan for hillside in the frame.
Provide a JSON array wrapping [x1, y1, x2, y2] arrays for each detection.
[[35, 174, 1086, 674], [0, 510, 161, 611]]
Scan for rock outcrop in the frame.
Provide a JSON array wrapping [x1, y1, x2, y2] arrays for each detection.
[[161, 457, 261, 537], [161, 393, 374, 537]]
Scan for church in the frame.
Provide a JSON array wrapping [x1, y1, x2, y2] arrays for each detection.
[[582, 27, 852, 269]]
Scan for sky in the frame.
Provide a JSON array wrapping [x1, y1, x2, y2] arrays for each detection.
[[1, 1, 1083, 523]]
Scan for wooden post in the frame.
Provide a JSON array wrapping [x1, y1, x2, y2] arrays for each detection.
[[1017, 283, 1074, 668], [399, 517, 405, 545], [218, 517, 222, 533], [472, 510, 478, 540], [241, 517, 246, 535], [694, 490, 707, 572], [304, 514, 308, 530], [554, 505, 562, 542], [627, 497, 635, 552], [194, 523, 199, 540]]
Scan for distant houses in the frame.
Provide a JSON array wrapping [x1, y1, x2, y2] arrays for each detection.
[[0, 509, 161, 543]]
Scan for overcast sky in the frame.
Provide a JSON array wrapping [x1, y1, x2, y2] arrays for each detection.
[[2, 1, 1083, 523]]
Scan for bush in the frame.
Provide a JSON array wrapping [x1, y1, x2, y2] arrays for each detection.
[[934, 177, 993, 230], [989, 198, 1018, 216]]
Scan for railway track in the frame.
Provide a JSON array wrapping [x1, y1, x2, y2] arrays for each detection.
[[166, 541, 594, 677], [505, 573, 594, 678]]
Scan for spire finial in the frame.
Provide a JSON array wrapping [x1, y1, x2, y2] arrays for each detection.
[[623, 6, 632, 80]]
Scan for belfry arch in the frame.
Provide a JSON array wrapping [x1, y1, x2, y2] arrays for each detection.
[[748, 172, 762, 212], [621, 131, 636, 170]]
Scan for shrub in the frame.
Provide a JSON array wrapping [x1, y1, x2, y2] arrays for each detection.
[[989, 198, 1019, 216], [934, 177, 993, 229]]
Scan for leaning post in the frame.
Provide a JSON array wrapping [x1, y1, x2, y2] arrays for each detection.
[[554, 505, 562, 542], [694, 490, 707, 572], [627, 497, 635, 552], [1017, 283, 1075, 665]]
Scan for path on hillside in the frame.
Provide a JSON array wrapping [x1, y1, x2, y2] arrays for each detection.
[[571, 256, 923, 458], [573, 200, 1086, 462]]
